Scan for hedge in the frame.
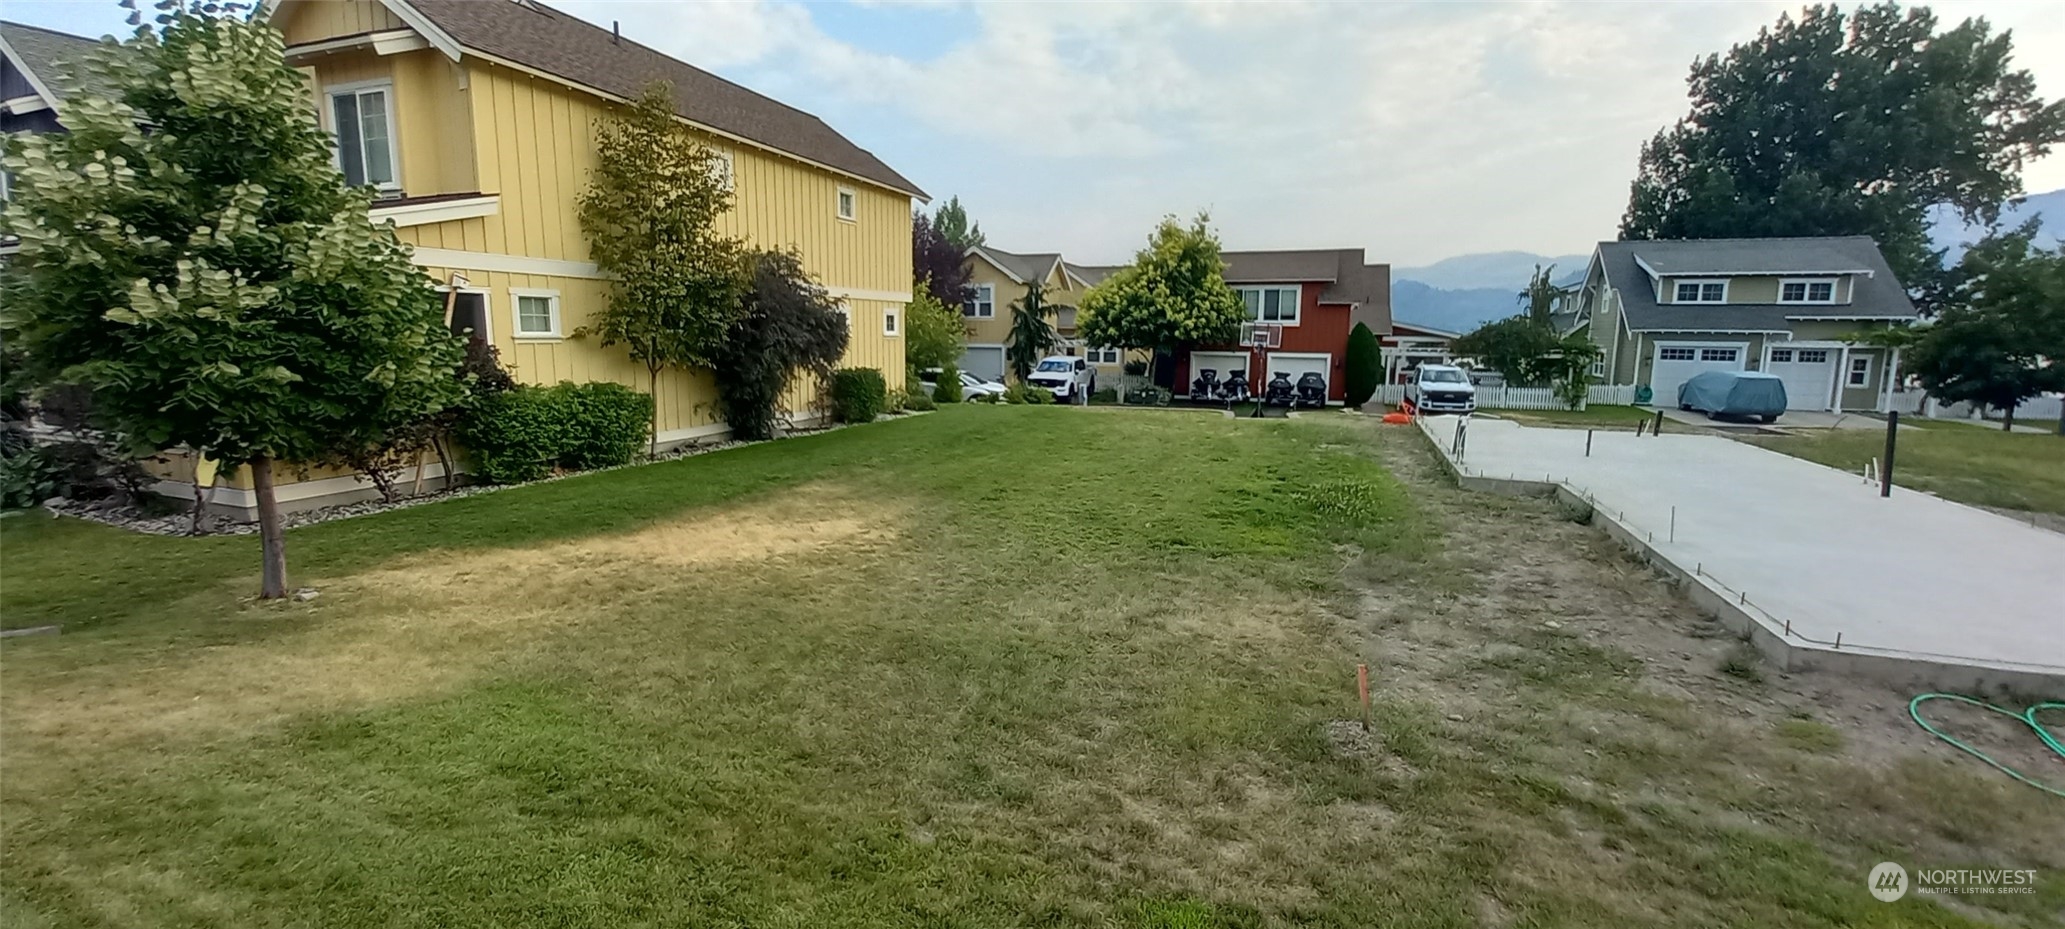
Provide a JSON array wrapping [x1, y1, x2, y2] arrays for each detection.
[[456, 381, 654, 484], [1345, 321, 1380, 406], [830, 368, 887, 424], [932, 362, 964, 403]]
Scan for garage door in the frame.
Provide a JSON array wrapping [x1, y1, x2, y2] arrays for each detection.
[[1189, 351, 1249, 385], [1267, 352, 1331, 402], [1650, 342, 1747, 407], [1765, 347, 1834, 411], [959, 345, 1005, 382]]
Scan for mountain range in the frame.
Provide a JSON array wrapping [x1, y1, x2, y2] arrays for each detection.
[[1393, 188, 2062, 334]]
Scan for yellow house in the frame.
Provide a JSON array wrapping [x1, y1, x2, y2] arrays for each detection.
[[162, 0, 926, 514], [959, 246, 1138, 383]]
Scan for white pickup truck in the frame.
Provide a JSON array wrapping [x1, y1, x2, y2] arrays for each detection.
[[1027, 355, 1097, 401], [1406, 364, 1478, 414]]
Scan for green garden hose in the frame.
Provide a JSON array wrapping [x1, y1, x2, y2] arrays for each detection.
[[1907, 693, 2065, 798]]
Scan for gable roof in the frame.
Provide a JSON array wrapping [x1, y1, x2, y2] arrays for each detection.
[[1223, 248, 1388, 309], [968, 246, 1063, 286], [1596, 237, 1917, 333], [1, 20, 115, 109], [273, 0, 924, 199]]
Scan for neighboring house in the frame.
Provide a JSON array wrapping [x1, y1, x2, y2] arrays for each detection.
[[957, 246, 1138, 382], [958, 246, 1391, 403], [1560, 237, 1916, 412], [1380, 321, 1461, 384], [1170, 249, 1391, 405], [123, 0, 920, 514], [0, 20, 106, 138]]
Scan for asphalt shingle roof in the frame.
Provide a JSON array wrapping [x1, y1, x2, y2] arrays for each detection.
[[405, 0, 925, 198], [1598, 236, 1916, 332], [1, 20, 117, 103]]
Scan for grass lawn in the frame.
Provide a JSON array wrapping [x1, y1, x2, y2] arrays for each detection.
[[1751, 423, 2065, 516], [1484, 405, 1694, 432], [2, 406, 2056, 927]]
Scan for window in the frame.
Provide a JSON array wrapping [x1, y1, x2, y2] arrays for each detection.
[[328, 83, 397, 189], [511, 288, 561, 338], [1086, 346, 1121, 365], [1769, 349, 1794, 363], [1672, 280, 1726, 303], [1847, 355, 1872, 388], [1590, 360, 1606, 377], [1699, 348, 1739, 362], [836, 186, 856, 221], [1237, 285, 1300, 324], [963, 284, 994, 318], [1659, 347, 1697, 361], [1797, 349, 1828, 364], [883, 307, 899, 337], [708, 150, 734, 190], [1779, 278, 1837, 304], [447, 290, 489, 344]]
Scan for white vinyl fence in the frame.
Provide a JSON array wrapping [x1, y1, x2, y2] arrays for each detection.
[[1376, 383, 1638, 411], [1886, 389, 2063, 425]]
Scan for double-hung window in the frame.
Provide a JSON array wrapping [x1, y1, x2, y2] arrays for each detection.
[[1847, 356, 1872, 388], [1087, 346, 1121, 365], [511, 288, 561, 339], [963, 283, 994, 318], [1673, 280, 1726, 303], [328, 83, 398, 190], [1238, 285, 1300, 324], [836, 186, 856, 221], [1779, 278, 1837, 304]]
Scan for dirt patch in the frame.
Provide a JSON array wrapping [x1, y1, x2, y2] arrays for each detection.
[[2, 487, 897, 756]]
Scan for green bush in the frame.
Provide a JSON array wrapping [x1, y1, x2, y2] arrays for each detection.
[[1345, 321, 1380, 406], [1025, 384, 1055, 404], [971, 392, 999, 404], [457, 381, 653, 484], [2, 442, 67, 509], [884, 388, 908, 413], [830, 368, 887, 424], [904, 392, 937, 412], [932, 362, 964, 403], [1002, 383, 1028, 404], [1090, 387, 1118, 403]]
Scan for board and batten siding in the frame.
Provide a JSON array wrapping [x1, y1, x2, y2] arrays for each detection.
[[274, 0, 405, 45]]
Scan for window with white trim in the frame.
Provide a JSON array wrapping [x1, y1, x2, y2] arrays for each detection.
[[1797, 349, 1828, 363], [1672, 280, 1726, 303], [1590, 360, 1606, 377], [883, 306, 900, 337], [1659, 347, 1697, 361], [1769, 348, 1794, 363], [1086, 346, 1121, 365], [327, 83, 398, 190], [836, 186, 856, 221], [1699, 347, 1739, 362], [1847, 355, 1872, 388], [1779, 278, 1837, 304], [963, 283, 994, 318], [1237, 285, 1299, 323], [511, 289, 561, 338]]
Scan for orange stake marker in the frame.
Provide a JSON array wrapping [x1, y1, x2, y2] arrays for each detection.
[[1357, 663, 1371, 732]]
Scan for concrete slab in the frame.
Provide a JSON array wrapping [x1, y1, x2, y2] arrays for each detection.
[[1654, 408, 1891, 431], [1419, 414, 2064, 692]]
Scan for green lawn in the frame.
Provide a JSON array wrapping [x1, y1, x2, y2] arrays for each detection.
[[1752, 423, 2065, 516], [1, 406, 2054, 927]]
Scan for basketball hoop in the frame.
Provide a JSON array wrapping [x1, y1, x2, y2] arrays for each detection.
[[1239, 322, 1283, 349]]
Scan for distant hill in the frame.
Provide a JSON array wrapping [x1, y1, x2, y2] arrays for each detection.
[[1392, 250, 1588, 291], [1391, 252, 1586, 334], [1928, 187, 2063, 261]]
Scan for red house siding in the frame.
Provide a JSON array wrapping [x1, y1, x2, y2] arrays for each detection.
[[1172, 284, 1356, 401]]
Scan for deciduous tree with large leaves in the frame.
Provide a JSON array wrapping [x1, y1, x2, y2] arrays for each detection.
[[1619, 3, 2065, 288], [1077, 214, 1245, 387], [0, 0, 465, 598], [1907, 222, 2065, 430], [576, 82, 748, 453]]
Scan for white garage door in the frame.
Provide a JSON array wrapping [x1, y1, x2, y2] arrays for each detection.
[[959, 345, 1005, 382], [1651, 342, 1747, 406], [1267, 352, 1331, 402], [1765, 346, 1834, 410], [1190, 351, 1249, 384]]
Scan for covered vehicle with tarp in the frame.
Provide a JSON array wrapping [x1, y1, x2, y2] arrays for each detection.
[[1677, 370, 1788, 423]]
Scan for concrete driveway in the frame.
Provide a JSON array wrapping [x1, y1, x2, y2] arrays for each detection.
[[1654, 407, 1895, 431], [1420, 415, 2064, 688]]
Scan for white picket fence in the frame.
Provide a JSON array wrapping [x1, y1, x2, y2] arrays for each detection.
[[1376, 383, 1638, 411]]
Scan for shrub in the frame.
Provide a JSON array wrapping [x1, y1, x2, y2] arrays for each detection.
[[712, 251, 850, 441], [932, 362, 964, 403], [1002, 384, 1028, 404], [1025, 384, 1055, 404], [831, 368, 888, 424], [971, 392, 999, 404], [1345, 322, 1380, 406], [558, 382, 654, 470], [2, 443, 68, 509], [903, 392, 937, 412], [1090, 387, 1118, 403], [456, 381, 652, 484]]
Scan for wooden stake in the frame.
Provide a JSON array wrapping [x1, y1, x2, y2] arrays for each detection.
[[1357, 663, 1371, 733]]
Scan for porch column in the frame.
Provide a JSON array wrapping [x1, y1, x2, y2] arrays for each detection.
[[1831, 344, 1851, 413]]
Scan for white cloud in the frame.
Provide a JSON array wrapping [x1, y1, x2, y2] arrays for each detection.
[[565, 0, 2065, 267]]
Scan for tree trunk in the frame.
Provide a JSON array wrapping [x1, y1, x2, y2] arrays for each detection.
[[2002, 404, 2016, 432], [648, 365, 662, 458], [252, 455, 289, 599]]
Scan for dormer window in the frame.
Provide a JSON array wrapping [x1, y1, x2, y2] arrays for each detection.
[[1779, 278, 1837, 304], [1673, 279, 1726, 303]]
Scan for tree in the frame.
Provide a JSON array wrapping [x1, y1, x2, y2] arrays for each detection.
[[1344, 322, 1381, 406], [1619, 3, 2065, 286], [1453, 317, 1602, 407], [1005, 282, 1061, 383], [709, 250, 850, 441], [904, 281, 965, 375], [0, 0, 464, 598], [1519, 264, 1572, 327], [933, 195, 985, 251], [1077, 213, 1246, 387], [912, 212, 973, 309], [576, 82, 748, 454], [1907, 222, 2065, 429]]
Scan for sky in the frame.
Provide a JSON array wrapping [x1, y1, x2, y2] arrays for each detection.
[[7, 0, 2065, 268]]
